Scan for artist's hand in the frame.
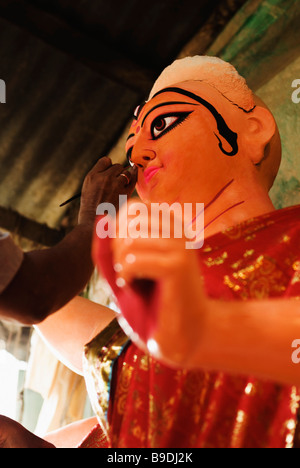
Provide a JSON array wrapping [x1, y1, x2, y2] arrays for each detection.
[[0, 415, 55, 448], [79, 157, 137, 228], [111, 199, 209, 368]]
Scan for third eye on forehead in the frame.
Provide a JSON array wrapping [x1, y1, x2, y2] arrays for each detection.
[[133, 103, 145, 120], [134, 106, 140, 118]]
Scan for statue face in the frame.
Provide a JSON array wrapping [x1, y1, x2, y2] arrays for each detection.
[[126, 81, 251, 207]]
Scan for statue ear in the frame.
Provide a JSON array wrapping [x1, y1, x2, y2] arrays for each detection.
[[244, 106, 276, 165]]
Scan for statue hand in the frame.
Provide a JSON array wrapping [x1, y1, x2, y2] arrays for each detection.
[[112, 199, 209, 368]]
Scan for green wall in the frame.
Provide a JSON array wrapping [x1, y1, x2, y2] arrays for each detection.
[[207, 0, 300, 208]]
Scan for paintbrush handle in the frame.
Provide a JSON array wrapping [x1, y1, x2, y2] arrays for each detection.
[[59, 192, 82, 207], [59, 163, 135, 207]]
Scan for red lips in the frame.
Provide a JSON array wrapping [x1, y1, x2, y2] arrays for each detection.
[[143, 166, 161, 183]]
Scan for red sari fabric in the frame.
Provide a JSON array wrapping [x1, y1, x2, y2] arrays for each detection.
[[83, 206, 300, 448]]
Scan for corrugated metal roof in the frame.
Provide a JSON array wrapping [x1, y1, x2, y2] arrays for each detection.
[[0, 16, 140, 229], [26, 0, 223, 69]]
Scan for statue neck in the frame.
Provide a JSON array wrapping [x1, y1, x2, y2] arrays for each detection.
[[192, 179, 276, 239]]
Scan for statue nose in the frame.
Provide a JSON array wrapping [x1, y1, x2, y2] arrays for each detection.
[[130, 148, 157, 168]]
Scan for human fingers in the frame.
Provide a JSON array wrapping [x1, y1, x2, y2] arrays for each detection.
[[90, 156, 113, 173], [0, 416, 55, 448], [119, 165, 138, 193], [104, 164, 137, 191]]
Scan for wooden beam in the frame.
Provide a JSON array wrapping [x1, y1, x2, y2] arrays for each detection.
[[0, 205, 66, 247], [0, 0, 154, 95]]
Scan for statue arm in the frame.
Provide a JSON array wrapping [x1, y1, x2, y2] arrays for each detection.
[[36, 296, 116, 375]]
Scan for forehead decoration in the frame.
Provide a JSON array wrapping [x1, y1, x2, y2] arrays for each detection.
[[133, 105, 144, 120], [148, 55, 256, 112]]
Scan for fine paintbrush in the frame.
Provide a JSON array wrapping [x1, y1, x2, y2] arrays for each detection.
[[59, 192, 81, 207], [59, 164, 135, 207]]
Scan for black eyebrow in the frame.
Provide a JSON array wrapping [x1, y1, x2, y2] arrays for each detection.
[[152, 87, 239, 157], [141, 101, 198, 127]]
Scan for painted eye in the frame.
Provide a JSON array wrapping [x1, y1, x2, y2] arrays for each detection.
[[150, 112, 192, 140], [152, 115, 179, 138]]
